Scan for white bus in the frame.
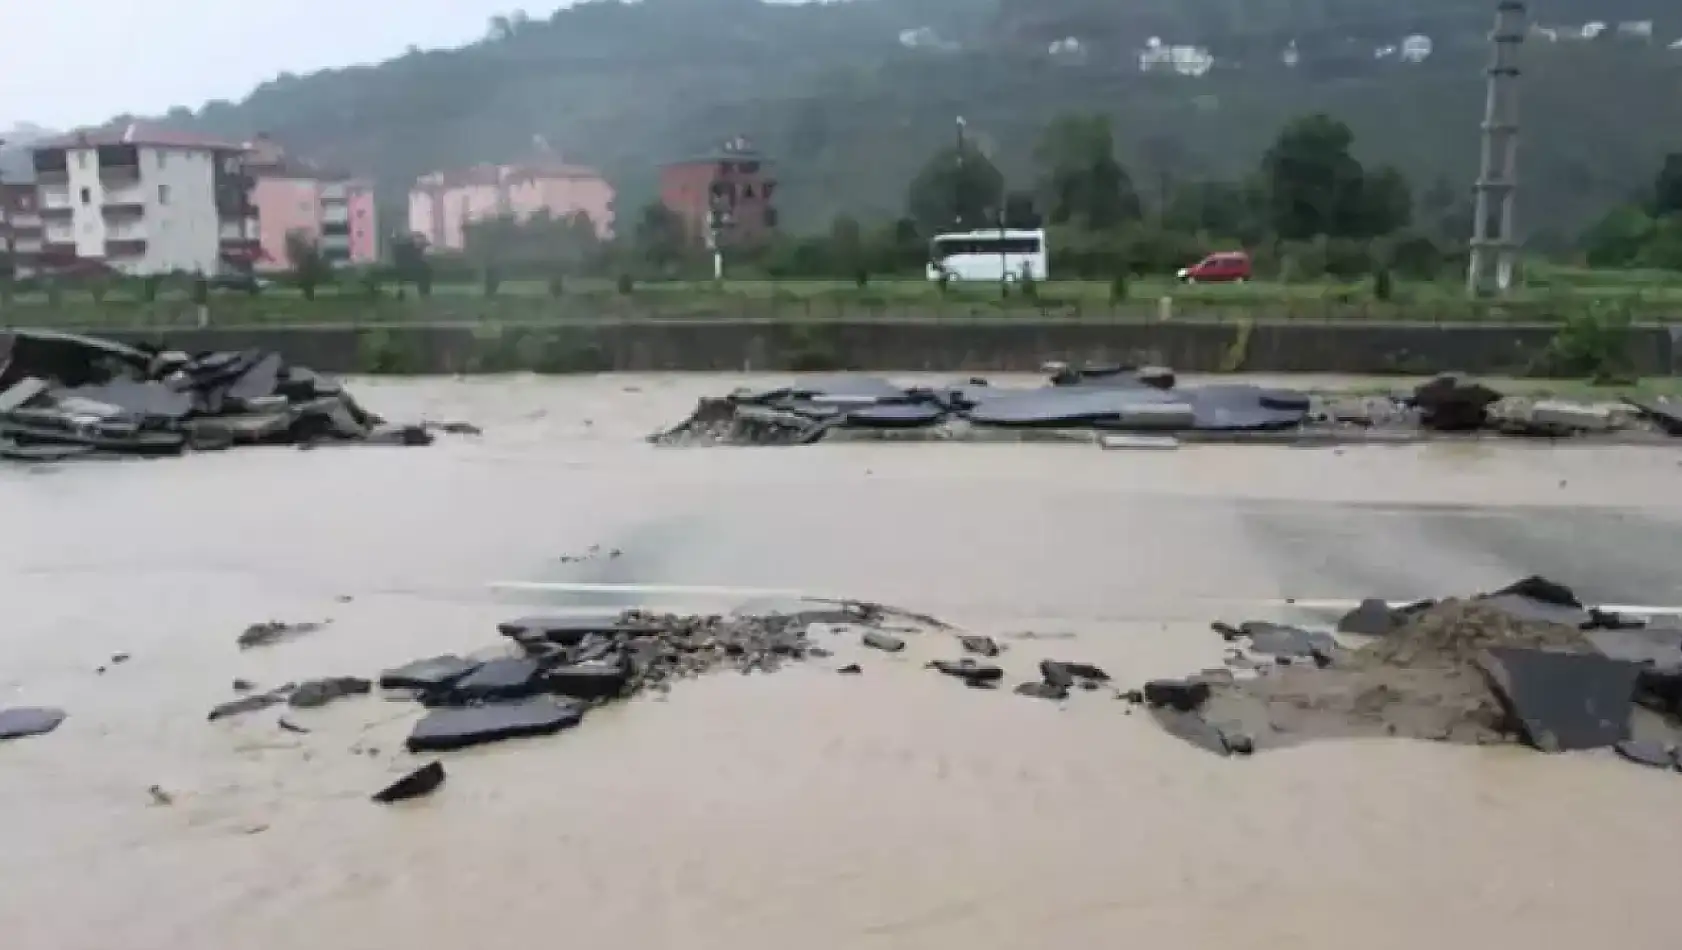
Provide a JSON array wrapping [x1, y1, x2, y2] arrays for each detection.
[[926, 228, 1048, 283]]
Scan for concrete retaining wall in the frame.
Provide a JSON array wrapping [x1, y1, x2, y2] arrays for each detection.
[[82, 320, 1677, 377]]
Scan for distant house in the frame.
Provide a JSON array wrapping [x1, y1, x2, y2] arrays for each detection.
[[244, 134, 378, 271], [27, 121, 257, 276], [658, 137, 778, 245], [1138, 38, 1214, 77], [407, 160, 614, 252]]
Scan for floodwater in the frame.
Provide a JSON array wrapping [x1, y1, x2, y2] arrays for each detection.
[[3, 373, 1682, 950]]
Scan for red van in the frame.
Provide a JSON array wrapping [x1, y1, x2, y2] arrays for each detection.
[[1176, 251, 1252, 284]]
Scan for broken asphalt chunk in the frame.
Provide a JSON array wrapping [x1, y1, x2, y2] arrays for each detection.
[[1476, 647, 1640, 752], [1613, 739, 1674, 771], [438, 658, 546, 703], [379, 655, 481, 692], [929, 659, 1004, 686], [1337, 598, 1403, 636], [1142, 678, 1212, 712], [237, 620, 325, 649], [497, 613, 647, 647], [373, 761, 447, 803], [861, 631, 905, 653], [0, 706, 66, 741], [209, 685, 293, 721], [1238, 622, 1336, 658], [1014, 681, 1068, 701], [288, 676, 372, 709], [543, 659, 631, 700], [958, 634, 1001, 657], [406, 698, 585, 752]]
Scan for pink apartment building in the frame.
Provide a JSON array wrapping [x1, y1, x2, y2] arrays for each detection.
[[407, 162, 614, 250], [245, 136, 378, 270]]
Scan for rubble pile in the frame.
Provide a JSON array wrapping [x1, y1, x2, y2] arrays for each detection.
[[0, 329, 435, 461], [1136, 575, 1682, 769], [651, 366, 1680, 447]]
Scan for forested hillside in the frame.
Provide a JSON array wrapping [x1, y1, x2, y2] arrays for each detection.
[[126, 0, 1682, 241]]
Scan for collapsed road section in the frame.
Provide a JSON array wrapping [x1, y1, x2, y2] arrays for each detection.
[[651, 364, 1682, 447], [1135, 576, 1682, 768], [0, 329, 439, 461], [155, 574, 1682, 807]]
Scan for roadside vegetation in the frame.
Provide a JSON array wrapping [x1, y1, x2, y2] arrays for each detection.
[[5, 112, 1682, 334]]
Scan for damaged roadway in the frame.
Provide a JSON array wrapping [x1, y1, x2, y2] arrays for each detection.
[[175, 574, 1682, 805], [1134, 575, 1682, 766], [0, 329, 450, 460], [650, 363, 1682, 448]]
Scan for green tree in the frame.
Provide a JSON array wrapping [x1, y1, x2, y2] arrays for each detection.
[[1034, 112, 1140, 229], [906, 139, 1004, 235], [1002, 190, 1042, 228], [1356, 165, 1414, 237], [632, 201, 691, 273], [1260, 113, 1367, 240], [285, 230, 331, 300], [1580, 205, 1655, 268], [390, 232, 433, 295], [1651, 153, 1682, 218]]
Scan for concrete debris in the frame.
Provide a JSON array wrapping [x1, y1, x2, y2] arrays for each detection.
[[288, 676, 372, 709], [208, 684, 294, 721], [237, 620, 326, 649], [1613, 739, 1675, 770], [1476, 647, 1640, 752], [407, 698, 585, 752], [1139, 575, 1682, 772], [0, 329, 452, 462], [929, 658, 1004, 686], [0, 706, 66, 741], [372, 761, 446, 803], [653, 369, 1675, 448]]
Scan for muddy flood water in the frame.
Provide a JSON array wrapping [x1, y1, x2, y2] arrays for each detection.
[[4, 373, 1682, 949]]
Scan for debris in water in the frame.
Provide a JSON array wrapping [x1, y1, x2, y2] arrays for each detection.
[[0, 329, 449, 462], [372, 761, 447, 803], [0, 706, 66, 741], [406, 698, 585, 752], [288, 676, 372, 709], [237, 620, 325, 649], [208, 684, 293, 721]]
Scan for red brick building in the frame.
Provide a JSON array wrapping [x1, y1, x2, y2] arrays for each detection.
[[658, 137, 777, 245]]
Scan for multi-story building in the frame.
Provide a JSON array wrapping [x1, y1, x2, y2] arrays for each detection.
[[0, 182, 43, 276], [658, 137, 777, 246], [28, 122, 258, 276], [245, 135, 379, 270], [407, 161, 614, 251]]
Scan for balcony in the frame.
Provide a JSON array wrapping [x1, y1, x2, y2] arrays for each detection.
[[218, 219, 256, 240], [105, 238, 147, 257], [98, 164, 141, 185], [13, 237, 42, 254], [43, 222, 74, 244], [9, 213, 42, 232], [321, 202, 350, 225], [102, 199, 146, 217], [39, 186, 73, 211]]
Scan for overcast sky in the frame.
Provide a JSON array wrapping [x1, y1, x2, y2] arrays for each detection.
[[0, 2, 559, 130]]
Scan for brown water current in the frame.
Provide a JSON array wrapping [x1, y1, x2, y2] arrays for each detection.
[[4, 373, 1682, 949]]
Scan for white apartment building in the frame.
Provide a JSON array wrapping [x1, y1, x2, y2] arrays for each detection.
[[29, 122, 259, 276]]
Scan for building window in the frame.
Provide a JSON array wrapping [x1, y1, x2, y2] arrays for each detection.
[[79, 187, 91, 205], [77, 152, 88, 169], [742, 184, 755, 199], [158, 184, 171, 205], [157, 152, 168, 168]]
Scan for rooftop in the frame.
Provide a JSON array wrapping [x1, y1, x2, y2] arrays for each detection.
[[35, 121, 245, 152], [413, 162, 605, 190]]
